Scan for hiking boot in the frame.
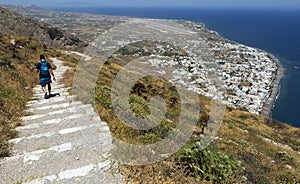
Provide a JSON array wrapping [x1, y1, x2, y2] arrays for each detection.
[[44, 92, 47, 99]]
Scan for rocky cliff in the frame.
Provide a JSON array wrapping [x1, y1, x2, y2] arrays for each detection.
[[0, 6, 85, 50]]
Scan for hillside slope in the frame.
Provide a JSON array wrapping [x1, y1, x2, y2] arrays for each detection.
[[0, 6, 85, 50], [0, 5, 299, 183], [0, 33, 46, 156], [88, 41, 300, 183], [0, 32, 80, 157]]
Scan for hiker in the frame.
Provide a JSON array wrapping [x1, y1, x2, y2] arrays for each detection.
[[35, 54, 56, 99]]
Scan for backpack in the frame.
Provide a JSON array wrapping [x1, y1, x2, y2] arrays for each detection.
[[40, 61, 49, 76]]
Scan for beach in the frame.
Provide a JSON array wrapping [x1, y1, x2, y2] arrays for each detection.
[[260, 55, 285, 118], [185, 20, 283, 115]]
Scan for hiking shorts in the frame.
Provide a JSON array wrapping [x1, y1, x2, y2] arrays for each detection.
[[40, 77, 52, 87]]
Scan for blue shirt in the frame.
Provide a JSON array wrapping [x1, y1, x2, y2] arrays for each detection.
[[36, 61, 52, 79]]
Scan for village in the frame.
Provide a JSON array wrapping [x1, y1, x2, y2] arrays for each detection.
[[6, 5, 280, 114], [144, 37, 278, 114]]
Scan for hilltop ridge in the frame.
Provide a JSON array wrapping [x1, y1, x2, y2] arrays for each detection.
[[0, 6, 86, 50]]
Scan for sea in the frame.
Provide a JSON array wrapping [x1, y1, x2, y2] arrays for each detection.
[[50, 7, 300, 127]]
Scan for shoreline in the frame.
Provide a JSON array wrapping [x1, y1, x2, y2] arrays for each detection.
[[11, 4, 285, 119], [184, 20, 285, 118], [260, 54, 284, 118], [196, 21, 285, 118]]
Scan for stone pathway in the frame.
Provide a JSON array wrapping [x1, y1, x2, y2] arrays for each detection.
[[0, 58, 123, 184]]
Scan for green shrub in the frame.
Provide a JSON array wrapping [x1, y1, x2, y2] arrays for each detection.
[[138, 133, 161, 143], [0, 139, 10, 157], [178, 139, 239, 183], [129, 94, 150, 118], [277, 174, 300, 184], [274, 151, 294, 164], [95, 84, 112, 108]]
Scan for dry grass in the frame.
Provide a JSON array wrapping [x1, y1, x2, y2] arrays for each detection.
[[0, 34, 42, 156], [60, 41, 300, 183], [0, 33, 75, 157], [218, 109, 300, 183]]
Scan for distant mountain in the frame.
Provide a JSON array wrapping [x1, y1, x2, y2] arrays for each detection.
[[53, 2, 101, 7], [26, 4, 44, 10], [0, 6, 86, 50]]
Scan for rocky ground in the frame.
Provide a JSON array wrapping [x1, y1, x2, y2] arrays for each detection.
[[0, 6, 86, 50]]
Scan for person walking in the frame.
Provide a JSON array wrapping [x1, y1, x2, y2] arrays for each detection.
[[35, 54, 56, 99]]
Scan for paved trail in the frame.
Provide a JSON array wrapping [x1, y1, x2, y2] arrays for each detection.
[[0, 58, 123, 184]]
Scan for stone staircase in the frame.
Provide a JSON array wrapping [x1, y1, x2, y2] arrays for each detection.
[[0, 58, 123, 184]]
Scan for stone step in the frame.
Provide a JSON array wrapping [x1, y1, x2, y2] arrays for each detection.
[[22, 104, 97, 125], [11, 122, 111, 154], [25, 101, 83, 114], [53, 70, 67, 74], [32, 87, 69, 93], [55, 77, 66, 80], [56, 77, 65, 81], [0, 57, 122, 184], [54, 71, 69, 75], [23, 161, 123, 184], [32, 90, 69, 97], [26, 96, 76, 110], [33, 84, 66, 90], [31, 88, 68, 95], [26, 95, 76, 107], [0, 136, 114, 184], [30, 92, 70, 100], [18, 110, 100, 135]]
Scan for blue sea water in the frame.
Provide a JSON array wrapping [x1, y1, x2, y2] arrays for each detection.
[[50, 7, 300, 127]]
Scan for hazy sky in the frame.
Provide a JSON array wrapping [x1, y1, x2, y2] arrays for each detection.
[[0, 0, 300, 8]]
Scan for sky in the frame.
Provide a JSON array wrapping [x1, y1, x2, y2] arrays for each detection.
[[0, 0, 300, 8]]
